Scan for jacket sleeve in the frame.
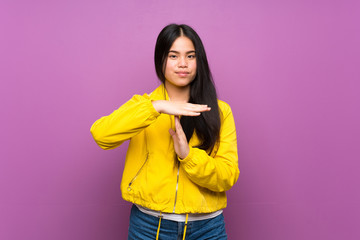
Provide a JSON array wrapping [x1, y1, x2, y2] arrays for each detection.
[[178, 103, 239, 192], [90, 94, 160, 150]]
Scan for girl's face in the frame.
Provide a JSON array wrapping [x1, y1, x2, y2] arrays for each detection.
[[164, 36, 197, 89]]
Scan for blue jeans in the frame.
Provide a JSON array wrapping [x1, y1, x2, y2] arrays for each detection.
[[128, 204, 227, 240]]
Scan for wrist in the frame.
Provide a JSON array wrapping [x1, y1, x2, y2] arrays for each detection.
[[152, 100, 163, 113], [179, 146, 190, 159], [178, 147, 193, 162]]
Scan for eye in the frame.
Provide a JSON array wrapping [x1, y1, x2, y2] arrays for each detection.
[[168, 54, 177, 59], [187, 55, 196, 59]]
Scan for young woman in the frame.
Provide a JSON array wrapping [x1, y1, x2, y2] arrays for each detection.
[[91, 24, 239, 240]]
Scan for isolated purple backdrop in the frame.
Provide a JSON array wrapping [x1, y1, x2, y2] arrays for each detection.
[[1, 0, 359, 239]]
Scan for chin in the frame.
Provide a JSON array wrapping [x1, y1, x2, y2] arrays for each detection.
[[176, 81, 193, 88], [168, 79, 192, 87]]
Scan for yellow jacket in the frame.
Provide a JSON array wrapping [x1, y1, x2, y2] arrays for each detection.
[[90, 84, 239, 214]]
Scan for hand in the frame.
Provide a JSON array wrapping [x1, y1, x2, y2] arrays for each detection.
[[152, 100, 211, 116], [169, 116, 190, 159]]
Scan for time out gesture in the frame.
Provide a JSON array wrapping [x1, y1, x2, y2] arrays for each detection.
[[152, 100, 211, 159]]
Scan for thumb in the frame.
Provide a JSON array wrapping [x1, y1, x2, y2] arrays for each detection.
[[169, 128, 179, 145], [169, 128, 176, 137]]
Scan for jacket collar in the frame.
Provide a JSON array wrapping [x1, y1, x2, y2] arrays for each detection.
[[150, 84, 169, 101]]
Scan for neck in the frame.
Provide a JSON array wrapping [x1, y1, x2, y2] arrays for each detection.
[[164, 81, 190, 102]]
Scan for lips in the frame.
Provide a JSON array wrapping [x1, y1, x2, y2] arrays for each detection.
[[176, 71, 190, 77]]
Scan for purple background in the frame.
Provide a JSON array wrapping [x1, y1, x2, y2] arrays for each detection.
[[1, 0, 359, 239]]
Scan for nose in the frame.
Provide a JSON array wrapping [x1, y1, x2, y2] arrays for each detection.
[[178, 57, 187, 68]]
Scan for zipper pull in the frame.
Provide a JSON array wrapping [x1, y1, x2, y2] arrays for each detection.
[[127, 152, 149, 192]]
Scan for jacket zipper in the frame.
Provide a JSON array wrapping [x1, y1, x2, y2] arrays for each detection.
[[127, 153, 149, 192], [172, 161, 180, 213]]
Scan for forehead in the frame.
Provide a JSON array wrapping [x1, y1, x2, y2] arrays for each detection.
[[170, 36, 195, 51]]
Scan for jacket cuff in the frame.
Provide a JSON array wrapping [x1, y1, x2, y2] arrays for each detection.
[[147, 100, 161, 119]]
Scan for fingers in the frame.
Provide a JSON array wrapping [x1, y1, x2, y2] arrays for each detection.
[[179, 103, 211, 116], [169, 116, 186, 141], [174, 116, 183, 133], [153, 100, 211, 116], [184, 103, 211, 112], [169, 116, 190, 159]]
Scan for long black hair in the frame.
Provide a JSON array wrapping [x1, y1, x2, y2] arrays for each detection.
[[154, 24, 221, 153]]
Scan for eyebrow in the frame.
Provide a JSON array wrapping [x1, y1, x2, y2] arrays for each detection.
[[169, 50, 196, 54]]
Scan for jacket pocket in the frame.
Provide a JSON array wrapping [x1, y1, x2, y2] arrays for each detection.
[[127, 152, 149, 192]]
